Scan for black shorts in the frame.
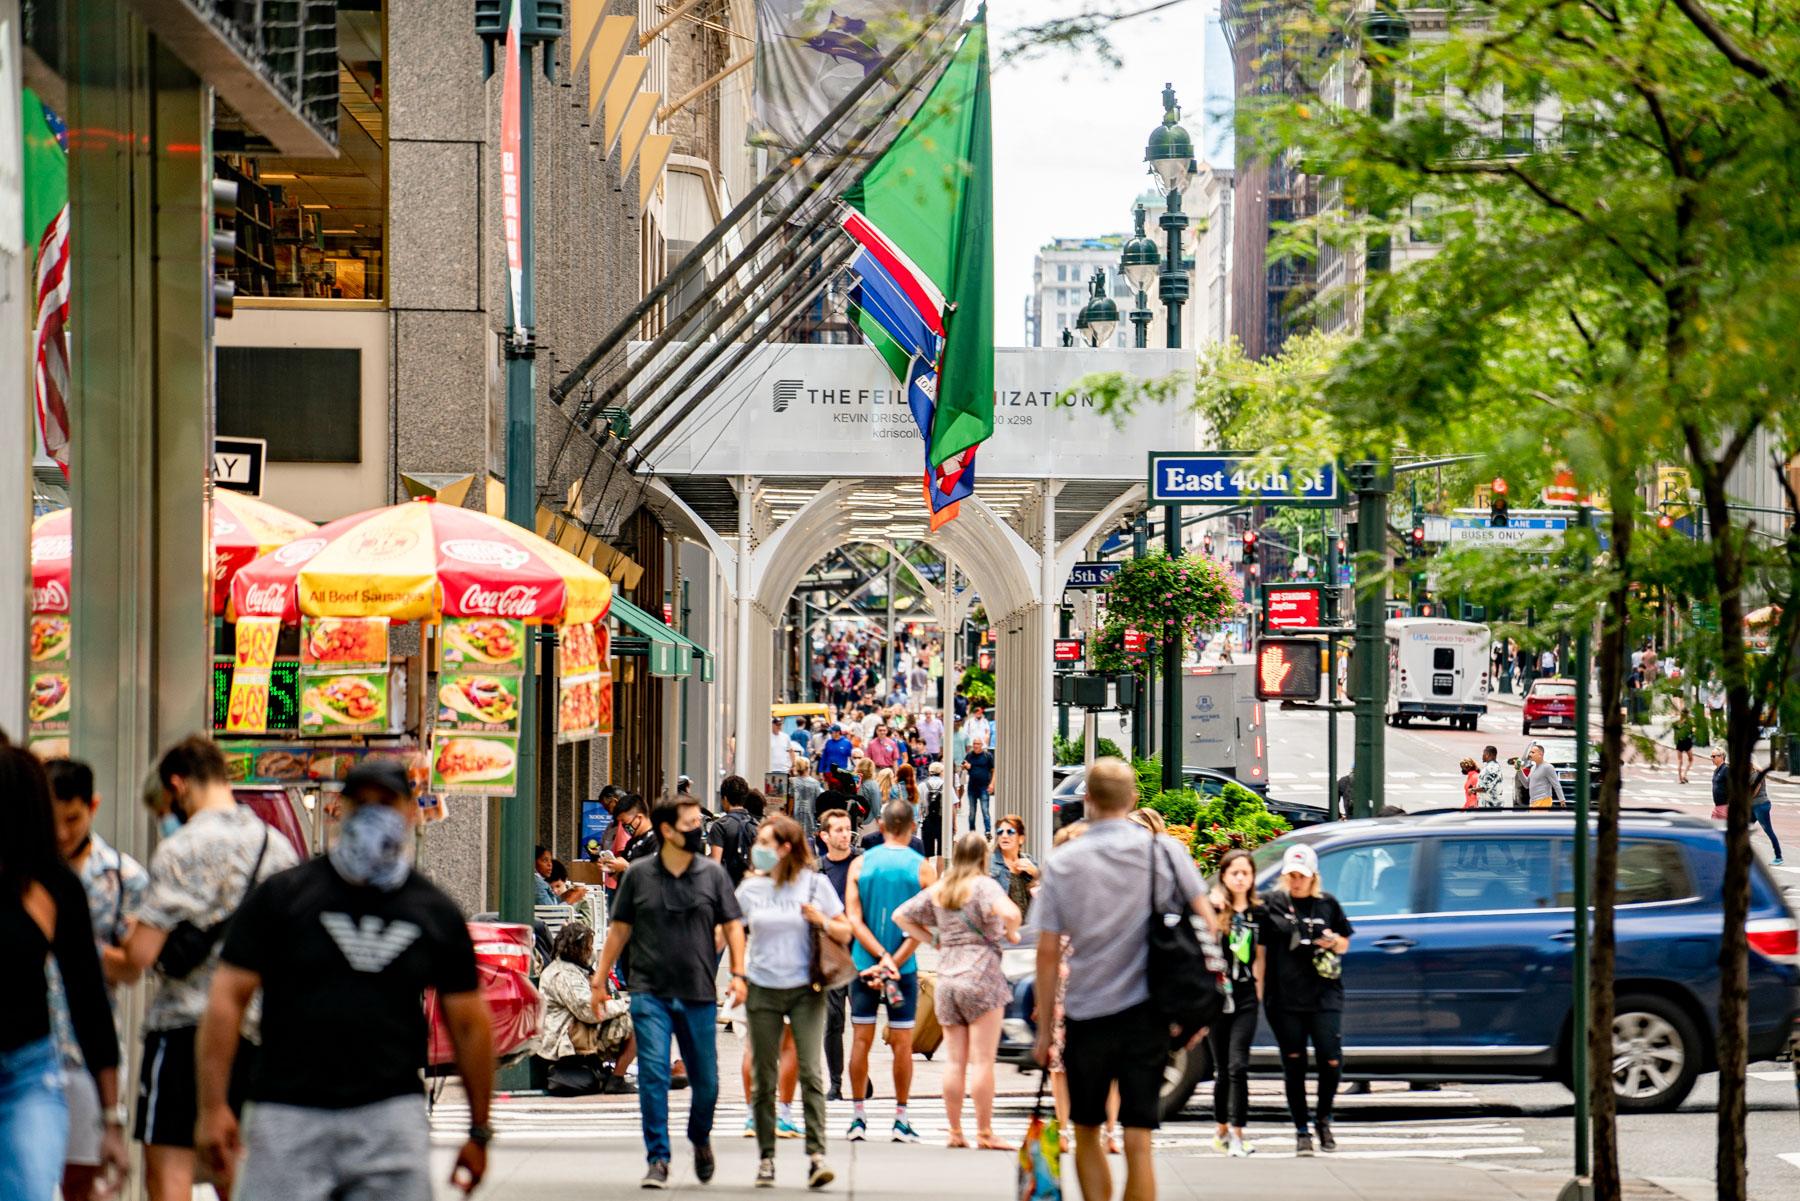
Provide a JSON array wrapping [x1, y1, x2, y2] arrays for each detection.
[[1061, 1000, 1167, 1130], [1676, 737, 1695, 752], [135, 1026, 255, 1147]]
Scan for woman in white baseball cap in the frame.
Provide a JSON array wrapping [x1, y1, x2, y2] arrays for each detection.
[[1256, 842, 1353, 1156]]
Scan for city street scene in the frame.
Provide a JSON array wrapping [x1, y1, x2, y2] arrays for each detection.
[[4, 0, 1800, 1201]]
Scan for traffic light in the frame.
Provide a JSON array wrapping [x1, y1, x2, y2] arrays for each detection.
[[1242, 528, 1258, 552], [1417, 601, 1436, 617], [1253, 639, 1323, 701], [211, 175, 238, 320], [1489, 477, 1509, 528], [1202, 532, 1213, 555], [1410, 522, 1426, 557]]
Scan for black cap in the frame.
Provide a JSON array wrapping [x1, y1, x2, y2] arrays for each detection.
[[343, 758, 414, 803]]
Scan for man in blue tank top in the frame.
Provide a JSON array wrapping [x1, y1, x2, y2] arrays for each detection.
[[843, 800, 937, 1143]]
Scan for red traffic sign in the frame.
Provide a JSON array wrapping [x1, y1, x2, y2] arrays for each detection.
[[662, 603, 674, 624], [1053, 638, 1083, 663], [1263, 583, 1322, 630], [1123, 627, 1147, 653], [1254, 639, 1323, 701]]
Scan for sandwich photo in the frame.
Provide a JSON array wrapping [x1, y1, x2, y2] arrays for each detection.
[[444, 618, 522, 666], [29, 673, 71, 723], [439, 674, 520, 725], [305, 617, 386, 665], [433, 736, 517, 785], [300, 675, 385, 727], [30, 615, 70, 662]]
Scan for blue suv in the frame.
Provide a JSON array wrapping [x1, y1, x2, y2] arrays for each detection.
[[999, 811, 1800, 1117]]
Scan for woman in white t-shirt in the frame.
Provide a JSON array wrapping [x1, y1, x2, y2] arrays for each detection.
[[735, 814, 850, 1189]]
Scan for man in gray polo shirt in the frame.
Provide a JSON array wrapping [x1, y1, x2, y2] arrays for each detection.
[[1029, 758, 1213, 1201]]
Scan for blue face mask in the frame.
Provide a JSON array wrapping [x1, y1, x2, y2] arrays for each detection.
[[751, 844, 780, 873], [329, 803, 413, 891], [158, 813, 184, 839]]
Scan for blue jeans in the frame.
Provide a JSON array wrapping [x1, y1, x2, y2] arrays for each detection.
[[966, 786, 991, 833], [0, 1036, 68, 1199], [1754, 802, 1783, 859], [629, 994, 719, 1163]]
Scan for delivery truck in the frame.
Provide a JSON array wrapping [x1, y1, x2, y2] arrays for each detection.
[[1384, 617, 1491, 730]]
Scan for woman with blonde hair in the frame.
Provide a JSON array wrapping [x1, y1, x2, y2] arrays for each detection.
[[876, 767, 898, 811], [854, 759, 881, 829], [892, 831, 1021, 1150], [789, 757, 822, 838]]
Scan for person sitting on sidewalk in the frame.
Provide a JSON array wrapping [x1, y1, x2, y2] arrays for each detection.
[[539, 921, 636, 1096]]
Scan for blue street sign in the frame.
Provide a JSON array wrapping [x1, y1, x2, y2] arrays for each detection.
[[1148, 452, 1339, 505], [1065, 561, 1122, 590]]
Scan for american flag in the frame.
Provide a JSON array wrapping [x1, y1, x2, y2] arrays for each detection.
[[32, 102, 70, 479]]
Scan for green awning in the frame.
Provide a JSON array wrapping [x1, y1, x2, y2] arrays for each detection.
[[608, 594, 713, 681]]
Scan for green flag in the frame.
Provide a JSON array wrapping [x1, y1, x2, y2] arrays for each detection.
[[843, 10, 993, 470], [22, 89, 68, 257]]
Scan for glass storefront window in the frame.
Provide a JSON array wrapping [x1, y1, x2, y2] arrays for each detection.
[[215, 3, 385, 301]]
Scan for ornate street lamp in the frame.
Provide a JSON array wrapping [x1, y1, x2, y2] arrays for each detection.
[[1077, 268, 1120, 347], [1144, 83, 1197, 349], [1120, 203, 1160, 348]]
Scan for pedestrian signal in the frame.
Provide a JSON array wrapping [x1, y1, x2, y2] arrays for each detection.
[[1657, 513, 1674, 529], [1253, 639, 1322, 701]]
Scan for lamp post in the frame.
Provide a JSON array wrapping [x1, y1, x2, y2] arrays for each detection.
[[1120, 204, 1159, 348], [1076, 268, 1120, 348], [1144, 83, 1196, 350]]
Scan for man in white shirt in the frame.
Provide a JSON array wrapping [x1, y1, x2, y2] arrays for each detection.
[[965, 705, 991, 749], [770, 719, 795, 774]]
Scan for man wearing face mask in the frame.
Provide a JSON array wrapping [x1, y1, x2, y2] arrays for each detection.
[[195, 759, 494, 1199], [111, 735, 298, 1201], [595, 796, 748, 1189]]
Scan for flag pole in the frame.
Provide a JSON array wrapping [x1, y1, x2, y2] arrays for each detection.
[[549, 0, 964, 406]]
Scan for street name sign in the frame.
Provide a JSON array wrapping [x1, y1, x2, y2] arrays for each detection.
[[1064, 561, 1122, 590], [213, 437, 267, 496], [1148, 452, 1339, 506]]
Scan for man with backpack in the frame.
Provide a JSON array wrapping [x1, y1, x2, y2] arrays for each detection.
[[707, 777, 764, 886]]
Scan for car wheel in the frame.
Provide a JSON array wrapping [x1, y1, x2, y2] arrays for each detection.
[[1610, 994, 1701, 1113], [1522, 722, 1532, 735], [1158, 1039, 1211, 1123]]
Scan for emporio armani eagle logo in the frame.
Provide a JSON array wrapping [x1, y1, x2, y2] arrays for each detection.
[[321, 912, 423, 973]]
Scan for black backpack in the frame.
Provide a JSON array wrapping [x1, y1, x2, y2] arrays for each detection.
[[717, 808, 757, 885]]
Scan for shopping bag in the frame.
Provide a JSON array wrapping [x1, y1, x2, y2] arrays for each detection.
[[1017, 1071, 1062, 1201]]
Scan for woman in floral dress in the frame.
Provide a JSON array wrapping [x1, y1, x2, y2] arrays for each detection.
[[893, 831, 1022, 1149]]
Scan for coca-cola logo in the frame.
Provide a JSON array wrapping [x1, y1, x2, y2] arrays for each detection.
[[33, 580, 69, 611], [31, 535, 70, 564], [459, 583, 543, 617], [273, 537, 328, 566], [241, 582, 289, 615], [343, 528, 419, 561], [442, 539, 530, 571]]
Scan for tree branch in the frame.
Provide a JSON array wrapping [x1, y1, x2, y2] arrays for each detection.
[[1667, 0, 1800, 113]]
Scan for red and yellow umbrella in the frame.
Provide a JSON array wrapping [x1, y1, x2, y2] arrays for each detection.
[[230, 497, 612, 625], [33, 495, 319, 616]]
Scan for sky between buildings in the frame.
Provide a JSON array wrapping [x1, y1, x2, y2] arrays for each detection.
[[991, 1, 1234, 345]]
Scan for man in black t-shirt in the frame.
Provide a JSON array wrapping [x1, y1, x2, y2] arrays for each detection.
[[596, 796, 746, 1189], [195, 761, 494, 1199]]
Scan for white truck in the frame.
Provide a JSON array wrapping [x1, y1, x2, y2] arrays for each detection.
[[1384, 617, 1492, 731]]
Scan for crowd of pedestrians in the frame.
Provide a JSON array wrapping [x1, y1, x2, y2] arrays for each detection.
[[10, 720, 1374, 1201]]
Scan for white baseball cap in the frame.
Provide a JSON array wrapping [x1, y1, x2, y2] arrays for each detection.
[[1281, 843, 1319, 878]]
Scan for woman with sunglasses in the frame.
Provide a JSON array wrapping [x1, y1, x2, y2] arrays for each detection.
[[987, 815, 1038, 919]]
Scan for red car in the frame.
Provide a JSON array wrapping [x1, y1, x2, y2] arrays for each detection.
[[1521, 677, 1577, 734]]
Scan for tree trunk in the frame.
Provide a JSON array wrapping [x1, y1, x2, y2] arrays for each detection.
[[1698, 465, 1757, 1201], [1588, 500, 1633, 1201]]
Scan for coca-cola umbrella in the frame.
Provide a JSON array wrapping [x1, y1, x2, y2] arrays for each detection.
[[32, 494, 319, 617], [228, 497, 612, 626]]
